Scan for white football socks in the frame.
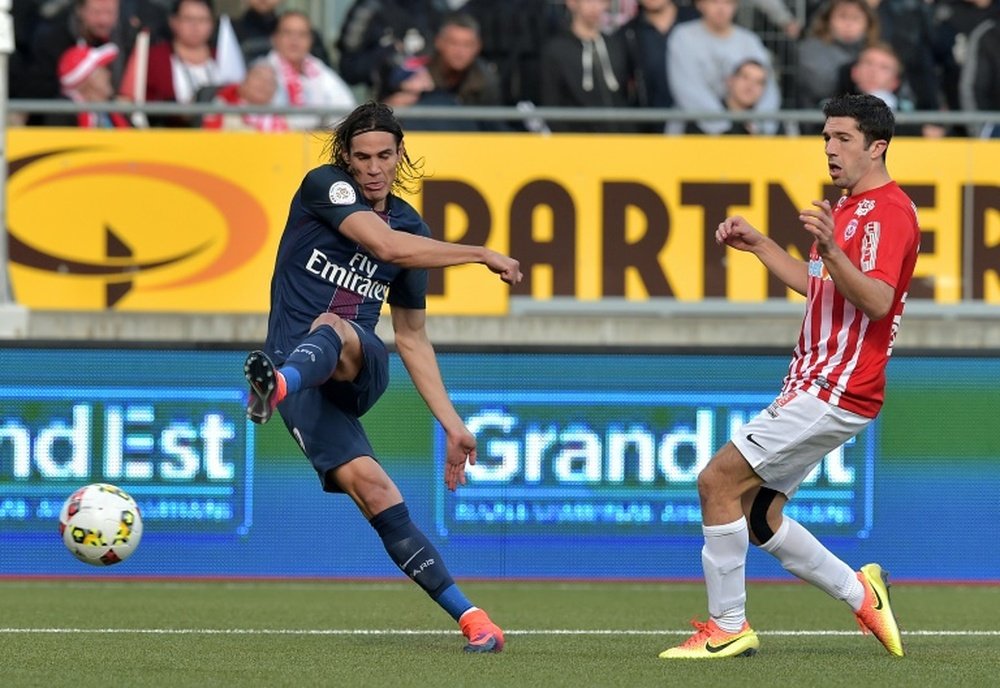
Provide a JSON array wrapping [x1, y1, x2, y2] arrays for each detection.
[[759, 517, 865, 611], [702, 517, 749, 632]]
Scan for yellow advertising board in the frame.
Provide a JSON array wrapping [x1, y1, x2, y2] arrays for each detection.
[[7, 130, 1000, 312], [8, 130, 305, 312]]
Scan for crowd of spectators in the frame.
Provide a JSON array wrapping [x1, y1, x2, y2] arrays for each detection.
[[7, 0, 1000, 135]]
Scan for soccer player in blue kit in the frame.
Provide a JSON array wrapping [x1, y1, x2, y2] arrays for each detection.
[[244, 102, 521, 653]]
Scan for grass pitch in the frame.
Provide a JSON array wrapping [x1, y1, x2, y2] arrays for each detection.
[[1, 580, 997, 688]]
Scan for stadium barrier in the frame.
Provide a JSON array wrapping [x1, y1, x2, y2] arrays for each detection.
[[1, 345, 996, 581], [8, 101, 1000, 133]]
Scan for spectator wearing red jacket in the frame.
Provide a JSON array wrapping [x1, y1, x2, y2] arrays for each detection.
[[139, 0, 227, 126]]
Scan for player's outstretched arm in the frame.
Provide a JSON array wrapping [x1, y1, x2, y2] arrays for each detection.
[[717, 215, 809, 296], [340, 211, 522, 284], [391, 305, 477, 492]]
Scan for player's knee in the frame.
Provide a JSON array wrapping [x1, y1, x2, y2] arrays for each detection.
[[697, 452, 738, 497], [311, 312, 343, 333], [343, 465, 401, 515], [696, 465, 721, 504], [311, 314, 355, 347], [360, 485, 401, 516]]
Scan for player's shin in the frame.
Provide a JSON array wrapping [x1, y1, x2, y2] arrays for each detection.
[[702, 518, 750, 632], [369, 503, 472, 620], [758, 517, 864, 610], [280, 324, 343, 393]]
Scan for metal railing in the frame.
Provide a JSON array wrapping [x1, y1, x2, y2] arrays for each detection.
[[8, 100, 1000, 135]]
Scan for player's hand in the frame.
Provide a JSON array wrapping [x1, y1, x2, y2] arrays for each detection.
[[484, 250, 523, 285], [443, 426, 477, 492], [716, 215, 764, 252], [799, 200, 837, 254]]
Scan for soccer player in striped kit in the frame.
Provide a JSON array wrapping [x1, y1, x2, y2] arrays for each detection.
[[661, 93, 919, 660]]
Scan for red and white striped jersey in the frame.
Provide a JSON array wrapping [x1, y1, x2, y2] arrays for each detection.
[[782, 181, 920, 418]]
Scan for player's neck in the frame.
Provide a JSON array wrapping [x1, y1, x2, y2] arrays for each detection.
[[848, 168, 892, 196]]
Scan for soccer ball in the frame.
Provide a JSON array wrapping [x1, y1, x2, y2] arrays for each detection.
[[59, 483, 143, 566]]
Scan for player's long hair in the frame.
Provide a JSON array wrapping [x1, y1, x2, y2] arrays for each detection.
[[823, 93, 894, 161], [324, 101, 424, 195]]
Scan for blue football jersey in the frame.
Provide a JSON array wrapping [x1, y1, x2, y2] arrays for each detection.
[[264, 164, 430, 363]]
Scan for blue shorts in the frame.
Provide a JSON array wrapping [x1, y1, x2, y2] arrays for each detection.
[[275, 322, 389, 492]]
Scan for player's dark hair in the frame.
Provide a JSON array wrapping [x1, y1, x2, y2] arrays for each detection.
[[823, 93, 894, 161], [325, 101, 424, 195]]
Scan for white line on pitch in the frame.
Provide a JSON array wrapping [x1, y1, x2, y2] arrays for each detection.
[[0, 628, 997, 637]]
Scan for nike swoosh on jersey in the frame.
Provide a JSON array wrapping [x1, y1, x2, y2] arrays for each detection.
[[746, 434, 766, 450]]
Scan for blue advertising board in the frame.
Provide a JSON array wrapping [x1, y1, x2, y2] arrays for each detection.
[[0, 347, 996, 581], [436, 392, 873, 538]]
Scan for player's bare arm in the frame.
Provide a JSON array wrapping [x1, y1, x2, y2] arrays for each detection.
[[482, 250, 523, 285], [718, 215, 809, 296], [391, 306, 477, 492], [339, 211, 522, 284], [800, 200, 895, 320]]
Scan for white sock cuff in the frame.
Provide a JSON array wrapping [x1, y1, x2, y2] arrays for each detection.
[[458, 606, 481, 622], [758, 517, 791, 553], [702, 517, 747, 538]]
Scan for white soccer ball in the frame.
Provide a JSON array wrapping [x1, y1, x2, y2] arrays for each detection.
[[59, 483, 143, 566]]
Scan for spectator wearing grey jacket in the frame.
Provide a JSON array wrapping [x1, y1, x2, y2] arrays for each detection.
[[666, 0, 781, 134], [795, 0, 879, 108]]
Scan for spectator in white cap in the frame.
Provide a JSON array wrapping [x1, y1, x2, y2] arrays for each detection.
[[43, 42, 132, 127]]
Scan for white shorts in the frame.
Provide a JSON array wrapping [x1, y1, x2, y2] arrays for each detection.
[[731, 390, 872, 497]]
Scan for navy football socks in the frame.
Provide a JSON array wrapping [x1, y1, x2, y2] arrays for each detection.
[[279, 324, 343, 394], [370, 503, 474, 621]]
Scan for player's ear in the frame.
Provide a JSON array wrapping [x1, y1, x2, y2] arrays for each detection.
[[869, 139, 888, 159]]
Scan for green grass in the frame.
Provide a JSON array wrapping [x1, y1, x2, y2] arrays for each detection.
[[1, 581, 997, 687]]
